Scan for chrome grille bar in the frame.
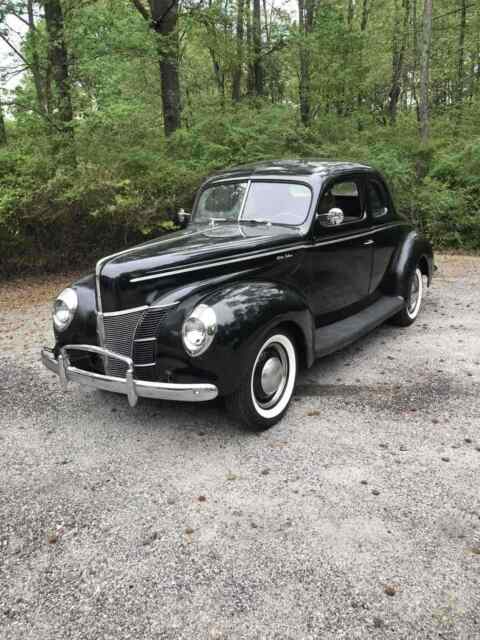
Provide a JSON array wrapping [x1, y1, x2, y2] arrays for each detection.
[[102, 308, 145, 377], [97, 302, 179, 379]]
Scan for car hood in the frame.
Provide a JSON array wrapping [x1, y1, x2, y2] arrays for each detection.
[[98, 223, 303, 312]]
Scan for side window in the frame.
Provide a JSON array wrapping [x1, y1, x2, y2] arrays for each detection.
[[317, 178, 363, 225], [367, 181, 389, 219]]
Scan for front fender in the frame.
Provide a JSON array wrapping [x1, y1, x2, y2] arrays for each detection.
[[156, 281, 315, 396], [53, 273, 98, 351], [385, 231, 434, 298]]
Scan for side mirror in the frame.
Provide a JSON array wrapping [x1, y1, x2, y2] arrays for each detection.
[[177, 208, 191, 227], [317, 207, 344, 227]]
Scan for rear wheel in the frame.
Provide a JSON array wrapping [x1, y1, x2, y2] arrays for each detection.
[[226, 331, 297, 431], [390, 266, 424, 327]]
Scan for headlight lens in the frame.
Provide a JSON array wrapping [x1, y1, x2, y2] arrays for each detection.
[[182, 304, 217, 356], [53, 288, 78, 331]]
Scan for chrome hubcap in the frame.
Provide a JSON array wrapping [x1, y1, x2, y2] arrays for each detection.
[[261, 356, 284, 395], [253, 344, 288, 410]]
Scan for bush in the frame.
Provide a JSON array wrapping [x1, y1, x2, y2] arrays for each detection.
[[1, 107, 479, 277]]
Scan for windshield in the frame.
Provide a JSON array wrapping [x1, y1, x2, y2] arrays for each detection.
[[193, 181, 312, 226]]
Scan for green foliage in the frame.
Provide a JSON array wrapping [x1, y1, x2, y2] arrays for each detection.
[[0, 0, 479, 276]]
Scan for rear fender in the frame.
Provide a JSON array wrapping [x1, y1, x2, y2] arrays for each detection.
[[384, 231, 434, 299]]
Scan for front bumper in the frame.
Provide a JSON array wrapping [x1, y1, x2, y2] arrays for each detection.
[[41, 345, 218, 406]]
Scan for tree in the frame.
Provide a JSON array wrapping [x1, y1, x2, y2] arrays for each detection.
[[456, 0, 467, 109], [0, 102, 7, 145], [26, 0, 49, 118], [418, 0, 433, 146], [387, 0, 410, 124], [252, 0, 264, 96], [232, 0, 244, 102], [357, 0, 370, 107], [131, 0, 181, 137], [0, 2, 51, 122], [360, 0, 369, 32], [43, 0, 75, 161], [298, 0, 315, 126]]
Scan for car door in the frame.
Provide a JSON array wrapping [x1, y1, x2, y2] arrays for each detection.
[[309, 173, 374, 326], [365, 176, 406, 293]]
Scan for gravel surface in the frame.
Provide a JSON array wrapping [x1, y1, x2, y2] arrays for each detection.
[[0, 255, 479, 640]]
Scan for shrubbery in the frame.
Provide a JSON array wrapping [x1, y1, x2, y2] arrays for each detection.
[[1, 102, 479, 276]]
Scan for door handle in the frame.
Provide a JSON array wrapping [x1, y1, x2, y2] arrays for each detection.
[[363, 239, 374, 245]]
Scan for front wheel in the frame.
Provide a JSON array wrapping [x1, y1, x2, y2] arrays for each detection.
[[226, 331, 297, 431], [390, 266, 424, 327]]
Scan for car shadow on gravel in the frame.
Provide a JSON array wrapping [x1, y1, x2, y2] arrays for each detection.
[[81, 388, 244, 438]]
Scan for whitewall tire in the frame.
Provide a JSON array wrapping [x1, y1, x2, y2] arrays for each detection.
[[226, 331, 297, 430], [390, 266, 425, 327]]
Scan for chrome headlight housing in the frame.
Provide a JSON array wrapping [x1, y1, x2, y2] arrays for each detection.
[[182, 304, 217, 357], [53, 288, 78, 332]]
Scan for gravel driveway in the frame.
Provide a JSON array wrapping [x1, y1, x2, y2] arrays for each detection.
[[1, 255, 479, 640]]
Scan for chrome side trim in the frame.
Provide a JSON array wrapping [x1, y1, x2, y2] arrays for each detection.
[[41, 347, 218, 405], [130, 222, 405, 283], [130, 244, 308, 282]]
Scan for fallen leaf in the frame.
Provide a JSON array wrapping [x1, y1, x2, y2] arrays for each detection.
[[47, 530, 58, 544]]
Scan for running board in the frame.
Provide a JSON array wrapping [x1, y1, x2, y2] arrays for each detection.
[[314, 296, 405, 358]]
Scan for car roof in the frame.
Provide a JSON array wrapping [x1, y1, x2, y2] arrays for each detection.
[[204, 159, 374, 184]]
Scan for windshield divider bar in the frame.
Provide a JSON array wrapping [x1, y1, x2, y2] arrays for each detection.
[[238, 179, 252, 221]]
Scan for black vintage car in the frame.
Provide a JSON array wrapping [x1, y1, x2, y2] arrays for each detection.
[[42, 160, 434, 430]]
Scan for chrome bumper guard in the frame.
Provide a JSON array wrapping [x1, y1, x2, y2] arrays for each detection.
[[41, 345, 218, 406]]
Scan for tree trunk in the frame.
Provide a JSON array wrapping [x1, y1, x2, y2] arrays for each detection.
[[419, 0, 432, 145], [411, 0, 420, 117], [0, 103, 7, 146], [246, 1, 256, 96], [298, 0, 315, 126], [131, 0, 181, 137], [357, 0, 369, 108], [43, 0, 75, 162], [151, 0, 182, 136], [232, 0, 245, 102], [360, 0, 369, 32], [252, 0, 264, 96], [472, 4, 480, 98], [27, 0, 48, 119], [456, 0, 467, 108], [347, 0, 354, 30], [387, 0, 410, 124], [263, 0, 270, 43]]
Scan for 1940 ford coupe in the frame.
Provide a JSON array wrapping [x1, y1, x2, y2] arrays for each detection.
[[42, 160, 434, 430]]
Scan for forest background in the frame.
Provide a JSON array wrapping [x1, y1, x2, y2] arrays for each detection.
[[0, 0, 478, 274]]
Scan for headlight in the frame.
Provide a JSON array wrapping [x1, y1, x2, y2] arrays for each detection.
[[182, 304, 217, 356], [53, 288, 78, 332]]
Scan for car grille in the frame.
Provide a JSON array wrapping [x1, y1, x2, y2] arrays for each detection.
[[101, 306, 172, 378]]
